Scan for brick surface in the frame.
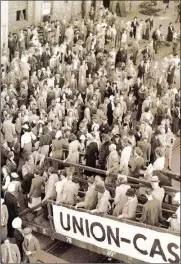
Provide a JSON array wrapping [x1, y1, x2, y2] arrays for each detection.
[[8, 1, 85, 33], [8, 1, 34, 32]]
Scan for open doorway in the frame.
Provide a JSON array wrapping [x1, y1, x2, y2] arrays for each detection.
[[103, 0, 111, 9]]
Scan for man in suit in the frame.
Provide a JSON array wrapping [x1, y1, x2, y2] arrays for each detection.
[[22, 227, 40, 263], [99, 116, 110, 135], [28, 169, 46, 212], [1, 238, 21, 263], [75, 176, 98, 210], [1, 198, 9, 242], [4, 183, 19, 238], [97, 134, 111, 170], [105, 144, 120, 186], [41, 48, 51, 68], [2, 114, 16, 149], [137, 132, 151, 166], [129, 147, 144, 178], [131, 17, 139, 39]]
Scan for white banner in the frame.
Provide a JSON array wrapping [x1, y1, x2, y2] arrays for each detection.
[[52, 205, 180, 263]]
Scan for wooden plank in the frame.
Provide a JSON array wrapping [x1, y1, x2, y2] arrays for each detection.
[[37, 250, 69, 263], [46, 157, 179, 193]]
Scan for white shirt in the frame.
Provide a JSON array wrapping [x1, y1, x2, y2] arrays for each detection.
[[21, 132, 36, 148], [120, 145, 132, 167], [153, 156, 165, 171], [55, 178, 67, 202]]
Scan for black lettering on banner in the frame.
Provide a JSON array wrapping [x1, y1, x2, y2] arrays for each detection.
[[133, 234, 148, 255], [60, 212, 70, 231], [150, 239, 167, 262], [85, 219, 90, 238], [90, 222, 106, 242], [107, 226, 120, 247], [167, 243, 180, 263], [72, 216, 84, 236]]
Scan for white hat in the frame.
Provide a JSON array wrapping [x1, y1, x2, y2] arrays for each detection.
[[11, 173, 19, 179], [22, 124, 29, 130], [12, 217, 22, 229], [55, 130, 62, 139], [174, 192, 180, 203], [1, 198, 4, 204], [7, 183, 15, 193]]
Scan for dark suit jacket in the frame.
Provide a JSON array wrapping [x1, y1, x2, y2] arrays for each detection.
[[29, 176, 45, 198]]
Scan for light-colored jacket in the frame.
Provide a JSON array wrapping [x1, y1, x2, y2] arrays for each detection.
[[61, 180, 79, 206], [77, 185, 98, 210], [2, 120, 16, 143], [22, 235, 40, 263], [106, 150, 120, 174], [120, 196, 138, 219], [96, 190, 110, 213], [1, 243, 21, 263]]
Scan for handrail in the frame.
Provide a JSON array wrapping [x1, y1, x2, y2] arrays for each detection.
[[46, 157, 179, 193], [60, 144, 181, 180]]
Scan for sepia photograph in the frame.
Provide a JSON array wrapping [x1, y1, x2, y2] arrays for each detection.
[[0, 0, 180, 263]]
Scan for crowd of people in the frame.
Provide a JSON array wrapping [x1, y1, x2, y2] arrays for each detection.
[[1, 2, 180, 263]]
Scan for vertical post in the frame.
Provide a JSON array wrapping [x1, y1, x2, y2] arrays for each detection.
[[47, 201, 54, 233]]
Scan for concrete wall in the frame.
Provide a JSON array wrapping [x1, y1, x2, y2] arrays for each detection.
[[8, 1, 84, 32], [1, 0, 8, 47], [51, 1, 83, 22]]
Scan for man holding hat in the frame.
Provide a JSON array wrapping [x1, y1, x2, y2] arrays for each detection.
[[76, 176, 98, 210], [22, 227, 40, 263], [113, 175, 131, 216], [139, 188, 163, 226], [118, 188, 138, 220]]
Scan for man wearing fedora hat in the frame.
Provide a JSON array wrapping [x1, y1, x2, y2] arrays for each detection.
[[118, 188, 138, 220], [139, 188, 163, 226], [22, 227, 40, 263], [76, 176, 98, 210]]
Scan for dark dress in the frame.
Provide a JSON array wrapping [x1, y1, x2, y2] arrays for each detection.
[[167, 26, 174, 42], [4, 192, 19, 238], [85, 142, 99, 176]]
